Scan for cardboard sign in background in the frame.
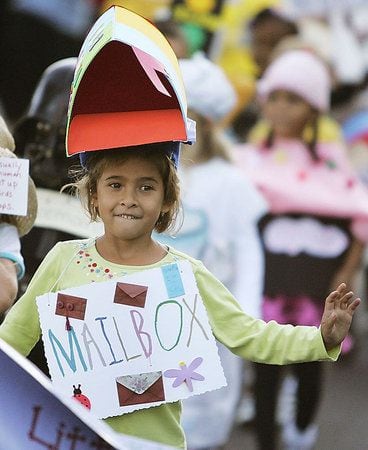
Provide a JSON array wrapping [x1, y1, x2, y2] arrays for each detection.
[[0, 157, 29, 216]]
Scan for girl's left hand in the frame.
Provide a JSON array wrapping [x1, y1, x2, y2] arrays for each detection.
[[321, 283, 361, 351]]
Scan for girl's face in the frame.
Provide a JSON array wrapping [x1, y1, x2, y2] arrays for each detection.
[[93, 156, 169, 244], [262, 89, 317, 139]]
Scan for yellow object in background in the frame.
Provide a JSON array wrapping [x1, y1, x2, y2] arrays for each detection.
[[185, 0, 217, 14], [99, 0, 171, 18]]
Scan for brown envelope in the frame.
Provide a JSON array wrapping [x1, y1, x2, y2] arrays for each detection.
[[55, 293, 87, 320], [116, 371, 165, 406], [113, 282, 148, 308]]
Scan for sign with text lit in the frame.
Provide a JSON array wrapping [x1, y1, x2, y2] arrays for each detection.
[[0, 338, 178, 450]]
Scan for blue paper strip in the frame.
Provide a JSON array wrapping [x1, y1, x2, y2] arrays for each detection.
[[161, 264, 185, 298]]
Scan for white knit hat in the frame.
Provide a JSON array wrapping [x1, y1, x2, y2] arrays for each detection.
[[179, 52, 237, 122], [257, 50, 331, 111]]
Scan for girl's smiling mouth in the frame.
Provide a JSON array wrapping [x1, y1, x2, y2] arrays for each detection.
[[116, 213, 140, 220]]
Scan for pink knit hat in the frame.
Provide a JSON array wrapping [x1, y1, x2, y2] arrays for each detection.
[[257, 50, 331, 111]]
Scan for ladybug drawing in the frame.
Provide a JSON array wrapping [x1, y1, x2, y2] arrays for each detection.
[[72, 384, 91, 410]]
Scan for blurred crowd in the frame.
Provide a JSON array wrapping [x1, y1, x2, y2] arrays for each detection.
[[1, 1, 368, 450]]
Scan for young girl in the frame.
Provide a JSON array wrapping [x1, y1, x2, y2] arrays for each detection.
[[234, 49, 368, 450], [0, 139, 360, 449]]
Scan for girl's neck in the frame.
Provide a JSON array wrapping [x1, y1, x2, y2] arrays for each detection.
[[95, 235, 167, 266]]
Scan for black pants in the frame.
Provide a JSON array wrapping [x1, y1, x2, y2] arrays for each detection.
[[254, 361, 323, 450]]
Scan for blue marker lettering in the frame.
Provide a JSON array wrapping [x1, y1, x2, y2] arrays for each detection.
[[95, 316, 124, 365], [48, 328, 87, 377]]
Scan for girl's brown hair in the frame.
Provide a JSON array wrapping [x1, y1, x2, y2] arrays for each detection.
[[65, 143, 181, 233]]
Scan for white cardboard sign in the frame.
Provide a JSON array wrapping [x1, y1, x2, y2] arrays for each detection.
[[0, 157, 29, 215], [37, 261, 226, 419]]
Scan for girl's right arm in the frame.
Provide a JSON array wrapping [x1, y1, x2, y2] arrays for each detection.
[[0, 243, 62, 356]]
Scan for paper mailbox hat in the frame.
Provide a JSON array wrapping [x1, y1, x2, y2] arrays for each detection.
[[66, 6, 195, 158]]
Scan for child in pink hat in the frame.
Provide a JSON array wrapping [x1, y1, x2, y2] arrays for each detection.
[[257, 49, 331, 113], [234, 49, 368, 450]]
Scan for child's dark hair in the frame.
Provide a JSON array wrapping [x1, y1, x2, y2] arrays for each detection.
[[66, 143, 181, 233], [249, 8, 298, 35]]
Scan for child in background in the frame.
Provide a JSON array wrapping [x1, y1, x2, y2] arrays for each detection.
[[0, 10, 361, 450], [227, 7, 299, 144], [234, 50, 368, 450], [0, 116, 37, 314], [248, 8, 298, 77], [156, 51, 268, 450]]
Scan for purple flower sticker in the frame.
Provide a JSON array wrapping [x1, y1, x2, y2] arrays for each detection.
[[164, 357, 205, 392]]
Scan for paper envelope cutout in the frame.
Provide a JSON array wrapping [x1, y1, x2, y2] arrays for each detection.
[[55, 293, 87, 320], [116, 371, 165, 406], [113, 282, 148, 308]]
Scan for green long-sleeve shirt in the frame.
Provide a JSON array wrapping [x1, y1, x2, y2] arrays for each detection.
[[0, 239, 339, 449]]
